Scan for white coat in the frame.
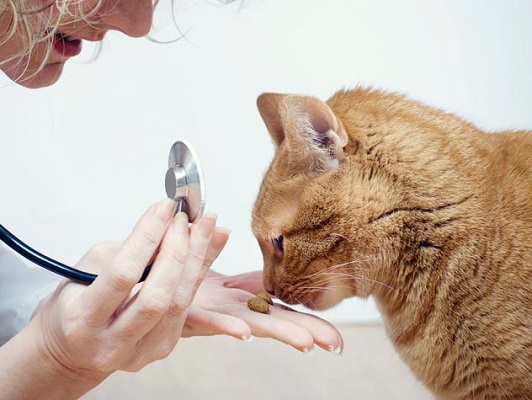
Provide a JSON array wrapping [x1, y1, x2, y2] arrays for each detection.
[[0, 243, 59, 345]]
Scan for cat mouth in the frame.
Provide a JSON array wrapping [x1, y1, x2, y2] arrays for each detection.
[[299, 293, 325, 310], [276, 286, 325, 310], [288, 280, 352, 311]]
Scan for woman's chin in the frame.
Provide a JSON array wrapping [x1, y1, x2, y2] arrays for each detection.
[[8, 62, 64, 89]]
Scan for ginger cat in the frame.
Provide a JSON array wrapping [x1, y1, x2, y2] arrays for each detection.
[[251, 87, 532, 399]]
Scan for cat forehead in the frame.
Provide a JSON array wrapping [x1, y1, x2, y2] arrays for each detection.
[[252, 170, 341, 239], [252, 182, 300, 237]]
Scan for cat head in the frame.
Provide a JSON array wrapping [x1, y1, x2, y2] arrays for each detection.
[[251, 89, 478, 311], [251, 91, 403, 311]]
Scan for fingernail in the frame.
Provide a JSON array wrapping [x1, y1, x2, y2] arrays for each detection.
[[303, 345, 315, 355], [175, 211, 188, 222], [327, 345, 342, 355], [197, 211, 217, 238], [163, 198, 175, 207], [241, 335, 253, 342], [202, 210, 218, 220], [155, 199, 175, 216], [171, 212, 189, 231], [216, 226, 232, 236], [212, 227, 231, 251]]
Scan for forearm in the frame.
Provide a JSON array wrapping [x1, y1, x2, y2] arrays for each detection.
[[0, 319, 109, 400]]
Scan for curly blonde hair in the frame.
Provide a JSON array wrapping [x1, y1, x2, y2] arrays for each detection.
[[0, 0, 237, 83], [0, 0, 108, 81]]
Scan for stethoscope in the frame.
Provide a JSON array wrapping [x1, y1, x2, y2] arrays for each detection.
[[0, 140, 205, 285]]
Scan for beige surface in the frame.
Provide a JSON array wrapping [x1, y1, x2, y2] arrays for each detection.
[[82, 324, 433, 400]]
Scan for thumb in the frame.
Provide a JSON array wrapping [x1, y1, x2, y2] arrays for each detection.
[[223, 270, 266, 295]]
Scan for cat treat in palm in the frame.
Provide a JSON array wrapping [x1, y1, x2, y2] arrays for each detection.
[[247, 296, 270, 314], [257, 292, 274, 305]]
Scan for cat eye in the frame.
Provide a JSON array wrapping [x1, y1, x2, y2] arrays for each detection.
[[272, 235, 284, 256]]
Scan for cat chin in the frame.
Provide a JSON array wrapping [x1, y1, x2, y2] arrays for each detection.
[[301, 288, 352, 311]]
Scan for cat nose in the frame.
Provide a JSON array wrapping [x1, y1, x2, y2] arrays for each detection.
[[263, 273, 276, 296], [264, 280, 276, 296], [265, 287, 276, 297]]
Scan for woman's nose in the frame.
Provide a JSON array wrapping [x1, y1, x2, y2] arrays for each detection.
[[99, 0, 153, 38]]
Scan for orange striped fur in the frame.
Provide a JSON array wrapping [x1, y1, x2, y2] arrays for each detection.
[[252, 87, 532, 399]]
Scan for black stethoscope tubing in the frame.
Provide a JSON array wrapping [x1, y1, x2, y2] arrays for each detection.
[[0, 141, 203, 286], [0, 224, 151, 285]]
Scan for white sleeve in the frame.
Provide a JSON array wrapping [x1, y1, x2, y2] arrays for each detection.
[[0, 243, 61, 345]]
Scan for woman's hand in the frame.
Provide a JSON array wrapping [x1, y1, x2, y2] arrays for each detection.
[[40, 201, 228, 373], [0, 200, 229, 400], [183, 270, 344, 354]]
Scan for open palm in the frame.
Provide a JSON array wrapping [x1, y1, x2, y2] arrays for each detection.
[[184, 270, 344, 354]]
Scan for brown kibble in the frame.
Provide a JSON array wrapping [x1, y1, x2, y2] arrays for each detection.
[[247, 297, 270, 314], [257, 292, 274, 305]]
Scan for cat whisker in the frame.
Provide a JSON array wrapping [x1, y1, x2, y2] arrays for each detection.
[[304, 259, 375, 283], [304, 256, 376, 279], [301, 272, 397, 294], [294, 294, 319, 310]]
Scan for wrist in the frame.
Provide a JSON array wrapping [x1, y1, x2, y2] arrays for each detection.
[[0, 315, 110, 399], [31, 314, 111, 391]]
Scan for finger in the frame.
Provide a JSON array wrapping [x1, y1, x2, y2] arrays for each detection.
[[216, 303, 315, 352], [204, 227, 231, 267], [182, 305, 252, 340], [222, 271, 266, 295], [82, 200, 174, 326], [131, 212, 219, 355], [76, 241, 122, 274], [172, 211, 218, 306], [110, 211, 190, 338], [265, 306, 344, 354]]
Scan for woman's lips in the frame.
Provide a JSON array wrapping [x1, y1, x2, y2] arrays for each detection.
[[53, 32, 83, 57]]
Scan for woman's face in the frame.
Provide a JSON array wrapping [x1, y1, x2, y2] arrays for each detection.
[[0, 0, 153, 88]]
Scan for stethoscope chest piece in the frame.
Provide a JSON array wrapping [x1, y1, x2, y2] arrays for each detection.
[[165, 140, 206, 223], [0, 139, 206, 285]]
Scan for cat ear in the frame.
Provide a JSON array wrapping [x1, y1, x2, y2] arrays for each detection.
[[257, 92, 348, 173], [256, 93, 287, 147]]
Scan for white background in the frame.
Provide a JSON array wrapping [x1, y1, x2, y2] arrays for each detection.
[[0, 0, 530, 324]]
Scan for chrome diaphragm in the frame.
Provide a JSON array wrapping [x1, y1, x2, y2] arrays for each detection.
[[165, 140, 206, 223]]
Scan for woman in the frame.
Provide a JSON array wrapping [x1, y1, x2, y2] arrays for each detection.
[[0, 0, 343, 398]]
